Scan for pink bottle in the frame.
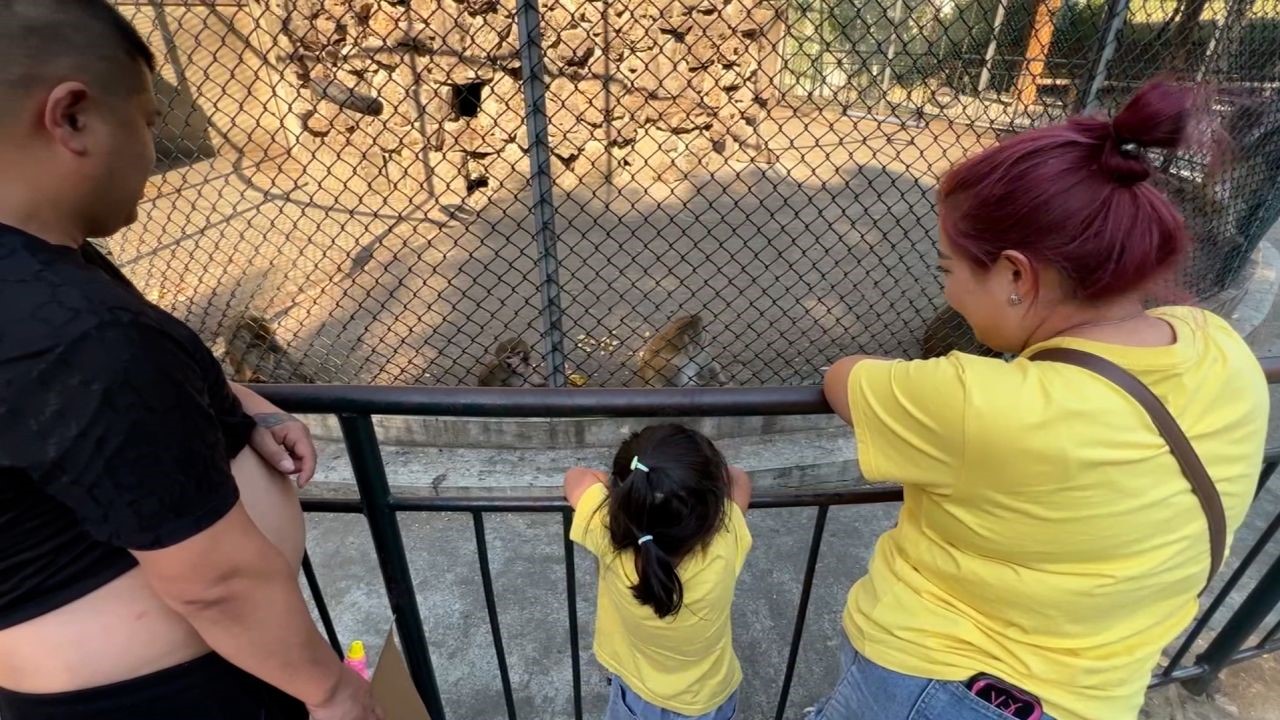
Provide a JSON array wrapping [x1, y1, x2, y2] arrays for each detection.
[[344, 640, 370, 680]]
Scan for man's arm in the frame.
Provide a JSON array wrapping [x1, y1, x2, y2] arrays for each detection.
[[135, 503, 378, 719], [12, 322, 370, 716], [229, 381, 276, 414], [230, 382, 318, 486]]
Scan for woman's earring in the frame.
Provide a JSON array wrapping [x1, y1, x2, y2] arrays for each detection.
[[1009, 293, 1024, 306]]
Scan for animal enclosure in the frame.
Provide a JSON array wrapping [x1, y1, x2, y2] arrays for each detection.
[[109, 0, 1280, 386]]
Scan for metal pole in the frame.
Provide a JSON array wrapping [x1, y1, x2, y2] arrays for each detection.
[[562, 512, 584, 720], [1195, 20, 1224, 83], [472, 513, 517, 720], [773, 506, 829, 720], [338, 415, 447, 720], [876, 0, 908, 117], [602, 0, 616, 188], [1084, 0, 1131, 111], [977, 0, 1012, 94], [1262, 616, 1280, 647], [301, 552, 344, 657], [1184, 550, 1280, 695], [516, 0, 568, 388]]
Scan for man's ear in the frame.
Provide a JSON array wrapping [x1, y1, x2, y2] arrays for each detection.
[[43, 81, 92, 156]]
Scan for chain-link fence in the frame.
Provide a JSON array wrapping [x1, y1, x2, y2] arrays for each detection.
[[108, 0, 1280, 387]]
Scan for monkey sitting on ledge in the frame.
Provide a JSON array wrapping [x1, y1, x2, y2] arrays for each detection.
[[637, 314, 729, 388]]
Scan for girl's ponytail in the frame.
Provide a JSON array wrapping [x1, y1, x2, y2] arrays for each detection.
[[608, 463, 685, 617]]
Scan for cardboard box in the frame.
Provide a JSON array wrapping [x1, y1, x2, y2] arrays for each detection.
[[371, 624, 431, 720]]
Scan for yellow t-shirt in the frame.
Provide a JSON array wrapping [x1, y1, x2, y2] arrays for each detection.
[[570, 482, 752, 715], [843, 307, 1268, 720]]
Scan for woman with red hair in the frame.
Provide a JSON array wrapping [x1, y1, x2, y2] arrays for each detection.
[[815, 82, 1269, 720]]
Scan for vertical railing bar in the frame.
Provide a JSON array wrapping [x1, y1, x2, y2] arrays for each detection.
[[1185, 551, 1280, 695], [301, 551, 344, 657], [337, 414, 447, 720], [562, 511, 584, 720], [515, 0, 568, 388], [473, 512, 519, 720], [1261, 615, 1280, 647], [1162, 503, 1280, 676], [774, 505, 830, 720], [1255, 460, 1278, 498]]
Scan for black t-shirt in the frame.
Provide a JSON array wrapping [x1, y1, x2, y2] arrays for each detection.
[[0, 223, 256, 628]]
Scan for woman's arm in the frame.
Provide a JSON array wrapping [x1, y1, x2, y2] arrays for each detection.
[[564, 467, 608, 508], [822, 355, 882, 424]]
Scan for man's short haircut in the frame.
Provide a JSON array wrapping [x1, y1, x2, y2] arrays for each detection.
[[0, 0, 157, 116]]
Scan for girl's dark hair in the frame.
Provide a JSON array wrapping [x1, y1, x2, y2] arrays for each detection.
[[606, 423, 730, 619]]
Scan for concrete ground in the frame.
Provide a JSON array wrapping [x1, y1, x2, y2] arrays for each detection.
[[108, 106, 990, 387], [297, 241, 1280, 720]]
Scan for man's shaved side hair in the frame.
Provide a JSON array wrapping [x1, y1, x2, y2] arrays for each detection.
[[0, 0, 156, 122]]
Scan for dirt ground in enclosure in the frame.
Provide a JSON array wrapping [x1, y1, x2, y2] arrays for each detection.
[[109, 105, 995, 386]]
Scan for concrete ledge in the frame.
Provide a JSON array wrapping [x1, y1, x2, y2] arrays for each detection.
[[304, 412, 845, 450], [302, 425, 862, 496], [1225, 241, 1280, 339]]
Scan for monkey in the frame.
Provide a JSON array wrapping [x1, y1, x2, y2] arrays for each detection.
[[477, 337, 548, 388], [919, 306, 999, 359], [224, 313, 316, 384], [636, 314, 730, 388]]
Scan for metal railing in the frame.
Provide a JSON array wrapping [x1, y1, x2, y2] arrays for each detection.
[[259, 356, 1280, 720]]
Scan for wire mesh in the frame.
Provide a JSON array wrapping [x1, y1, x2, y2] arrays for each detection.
[[109, 0, 1280, 387]]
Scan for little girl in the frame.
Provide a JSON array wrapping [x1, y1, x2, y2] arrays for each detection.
[[565, 423, 753, 720]]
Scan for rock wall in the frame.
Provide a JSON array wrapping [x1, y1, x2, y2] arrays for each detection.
[[273, 0, 786, 207]]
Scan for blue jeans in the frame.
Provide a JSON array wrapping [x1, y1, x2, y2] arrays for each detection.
[[808, 640, 1055, 720], [605, 677, 738, 720]]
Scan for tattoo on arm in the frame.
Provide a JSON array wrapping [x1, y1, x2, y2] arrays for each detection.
[[254, 412, 300, 429]]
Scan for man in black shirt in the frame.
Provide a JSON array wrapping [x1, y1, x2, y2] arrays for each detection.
[[0, 3, 379, 719]]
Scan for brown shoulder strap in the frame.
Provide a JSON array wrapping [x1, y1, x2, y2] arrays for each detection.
[[1031, 347, 1226, 591]]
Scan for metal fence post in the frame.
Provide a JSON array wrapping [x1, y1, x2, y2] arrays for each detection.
[[977, 0, 1012, 95], [338, 414, 447, 720], [876, 0, 909, 117], [1184, 550, 1280, 695], [1083, 0, 1130, 112], [516, 0, 568, 388]]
